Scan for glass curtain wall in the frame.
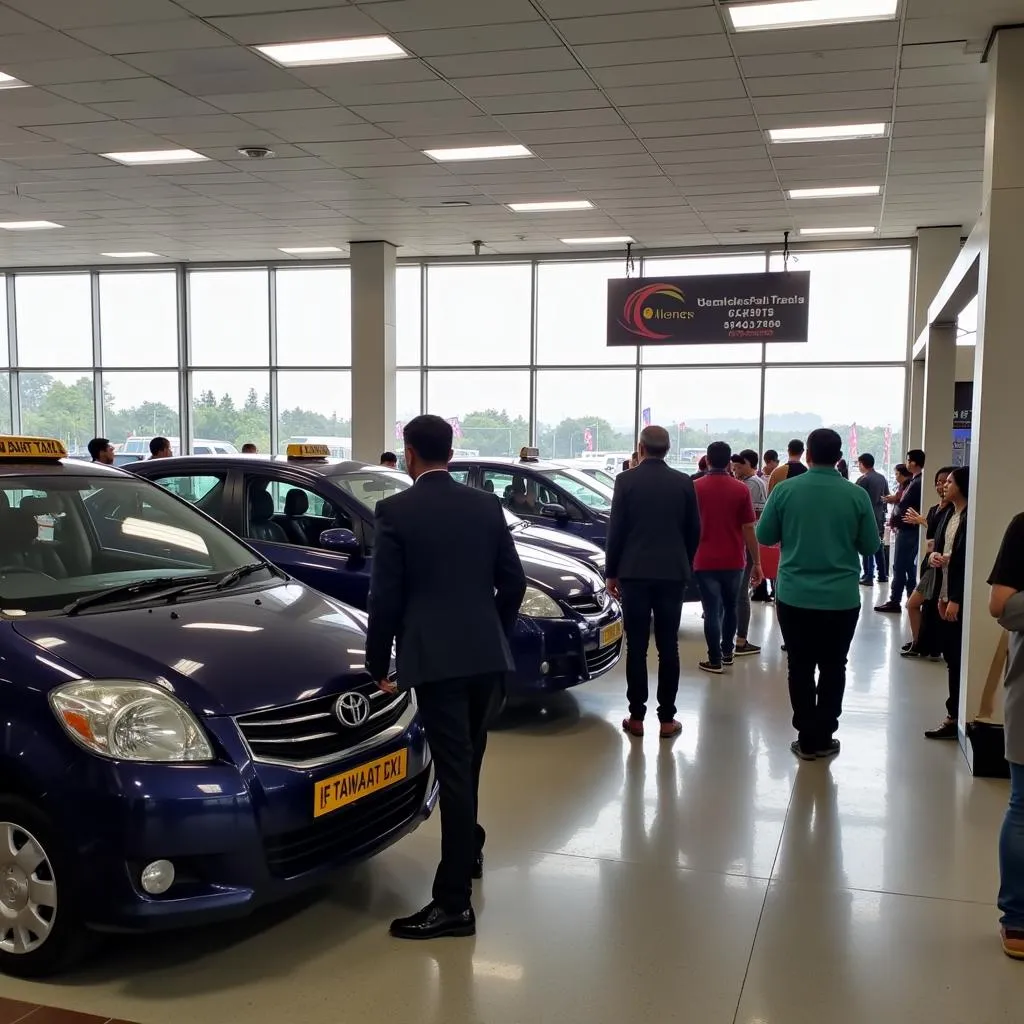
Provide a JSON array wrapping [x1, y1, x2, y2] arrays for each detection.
[[1, 245, 910, 477]]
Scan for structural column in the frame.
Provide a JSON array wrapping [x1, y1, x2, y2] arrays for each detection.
[[920, 321, 956, 473], [907, 226, 960, 450], [350, 241, 396, 463], [960, 27, 1024, 744]]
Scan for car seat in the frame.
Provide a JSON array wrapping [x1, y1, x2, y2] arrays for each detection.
[[0, 508, 66, 578], [17, 497, 68, 577], [282, 488, 315, 546], [248, 489, 288, 543]]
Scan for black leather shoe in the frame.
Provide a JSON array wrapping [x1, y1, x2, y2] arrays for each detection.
[[390, 902, 476, 940], [472, 853, 483, 880]]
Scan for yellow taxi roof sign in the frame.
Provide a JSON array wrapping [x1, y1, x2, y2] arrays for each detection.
[[286, 443, 330, 460], [0, 435, 68, 460]]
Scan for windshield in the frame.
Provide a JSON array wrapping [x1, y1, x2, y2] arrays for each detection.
[[333, 470, 411, 515], [0, 473, 269, 615], [538, 469, 613, 512]]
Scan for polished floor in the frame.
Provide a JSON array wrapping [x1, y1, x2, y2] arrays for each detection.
[[3, 591, 1018, 1023]]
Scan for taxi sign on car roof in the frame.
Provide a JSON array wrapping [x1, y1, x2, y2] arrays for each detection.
[[0, 435, 67, 460], [519, 446, 540, 463], [286, 443, 330, 460]]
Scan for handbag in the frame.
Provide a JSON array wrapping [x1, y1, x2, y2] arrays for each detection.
[[966, 631, 1011, 778]]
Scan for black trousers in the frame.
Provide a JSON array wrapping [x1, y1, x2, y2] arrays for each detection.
[[938, 615, 963, 720], [413, 674, 502, 913], [620, 579, 685, 722], [777, 602, 861, 752]]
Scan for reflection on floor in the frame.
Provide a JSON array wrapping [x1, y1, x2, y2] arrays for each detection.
[[4, 592, 1017, 1024]]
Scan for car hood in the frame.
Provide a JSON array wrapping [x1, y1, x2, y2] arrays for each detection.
[[13, 582, 371, 717], [513, 523, 605, 570], [512, 540, 605, 597]]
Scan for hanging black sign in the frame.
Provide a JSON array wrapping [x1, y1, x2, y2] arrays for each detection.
[[607, 270, 810, 346]]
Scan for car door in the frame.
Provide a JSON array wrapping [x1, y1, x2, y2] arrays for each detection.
[[239, 470, 372, 608]]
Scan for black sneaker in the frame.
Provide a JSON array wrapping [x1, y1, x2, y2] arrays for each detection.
[[874, 601, 902, 613], [734, 641, 761, 657], [699, 660, 724, 675], [790, 740, 817, 762], [780, 643, 787, 652], [859, 577, 873, 587], [925, 719, 958, 740], [878, 577, 889, 584], [900, 645, 923, 659], [816, 740, 841, 759], [722, 653, 735, 667]]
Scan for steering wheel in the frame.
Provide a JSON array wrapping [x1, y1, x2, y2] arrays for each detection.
[[0, 565, 55, 580]]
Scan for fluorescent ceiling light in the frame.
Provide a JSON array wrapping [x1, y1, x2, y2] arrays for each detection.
[[0, 71, 28, 90], [727, 0, 898, 33], [0, 221, 62, 230], [279, 246, 343, 255], [424, 144, 533, 162], [768, 123, 888, 144], [508, 200, 594, 213], [255, 36, 407, 67], [102, 251, 160, 258], [102, 149, 208, 166], [561, 235, 634, 245], [788, 185, 882, 199], [799, 226, 876, 235]]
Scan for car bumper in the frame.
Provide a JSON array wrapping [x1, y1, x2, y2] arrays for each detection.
[[509, 606, 623, 693], [53, 710, 437, 933]]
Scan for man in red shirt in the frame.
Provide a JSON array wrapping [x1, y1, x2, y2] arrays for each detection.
[[694, 442, 763, 674]]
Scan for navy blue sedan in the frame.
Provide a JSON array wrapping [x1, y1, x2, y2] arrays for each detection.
[[131, 450, 624, 697], [0, 436, 436, 976]]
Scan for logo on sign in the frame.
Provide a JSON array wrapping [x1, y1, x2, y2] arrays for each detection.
[[620, 282, 693, 340], [335, 691, 371, 728]]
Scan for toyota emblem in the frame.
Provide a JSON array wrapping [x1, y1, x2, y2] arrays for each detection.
[[335, 691, 371, 728]]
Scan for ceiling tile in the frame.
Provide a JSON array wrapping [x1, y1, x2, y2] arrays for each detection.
[[620, 97, 753, 123], [450, 69, 594, 97], [591, 59, 739, 89], [428, 47, 578, 78], [68, 19, 229, 54], [207, 8, 383, 44], [201, 90, 341, 113], [730, 20, 900, 56], [2, 0, 184, 28], [741, 46, 896, 77], [574, 36, 733, 66], [610, 80, 747, 107], [752, 91, 895, 115], [555, 7, 721, 44], [391, 22, 561, 56], [321, 79, 461, 107], [539, 0, 713, 13], [348, 98, 481, 122], [368, 0, 542, 31], [477, 90, 610, 116]]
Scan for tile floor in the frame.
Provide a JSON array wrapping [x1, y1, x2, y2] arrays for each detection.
[[1, 591, 1018, 1023]]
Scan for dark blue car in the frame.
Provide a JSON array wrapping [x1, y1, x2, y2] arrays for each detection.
[[0, 437, 437, 976], [131, 451, 624, 696]]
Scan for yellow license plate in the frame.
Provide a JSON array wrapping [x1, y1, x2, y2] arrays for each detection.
[[600, 620, 623, 647], [314, 748, 408, 819]]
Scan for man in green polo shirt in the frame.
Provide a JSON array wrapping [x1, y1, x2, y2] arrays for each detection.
[[756, 427, 881, 761]]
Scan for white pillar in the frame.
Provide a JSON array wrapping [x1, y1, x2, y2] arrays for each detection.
[[921, 322, 956, 472], [960, 27, 1024, 758], [908, 226, 960, 450], [350, 241, 396, 464]]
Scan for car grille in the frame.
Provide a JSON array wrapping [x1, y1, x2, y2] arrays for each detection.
[[564, 590, 607, 615], [236, 681, 409, 768], [586, 639, 622, 676], [264, 770, 429, 878]]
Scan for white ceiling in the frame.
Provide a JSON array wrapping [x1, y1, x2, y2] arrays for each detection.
[[0, 0, 1011, 264]]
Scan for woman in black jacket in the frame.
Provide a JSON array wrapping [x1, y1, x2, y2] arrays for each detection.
[[925, 465, 969, 740]]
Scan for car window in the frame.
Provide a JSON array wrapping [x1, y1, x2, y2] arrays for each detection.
[[151, 473, 227, 522], [244, 474, 353, 547], [539, 469, 612, 512], [331, 471, 410, 516], [1, 473, 265, 615], [449, 469, 471, 486]]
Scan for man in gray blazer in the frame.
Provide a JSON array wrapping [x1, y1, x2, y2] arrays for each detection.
[[606, 425, 701, 739]]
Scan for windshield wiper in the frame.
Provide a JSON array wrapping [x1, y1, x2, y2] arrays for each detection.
[[214, 561, 274, 590], [64, 575, 212, 616]]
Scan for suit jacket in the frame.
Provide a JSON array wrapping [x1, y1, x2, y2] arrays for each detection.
[[605, 458, 701, 582], [365, 472, 527, 688], [932, 502, 968, 605]]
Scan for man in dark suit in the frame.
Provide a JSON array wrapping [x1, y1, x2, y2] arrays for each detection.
[[606, 425, 701, 739], [366, 414, 526, 940]]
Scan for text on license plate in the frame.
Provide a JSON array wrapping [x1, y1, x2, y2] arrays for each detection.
[[600, 620, 623, 647], [314, 748, 408, 818]]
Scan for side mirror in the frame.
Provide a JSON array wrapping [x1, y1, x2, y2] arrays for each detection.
[[540, 503, 568, 520], [320, 527, 361, 555]]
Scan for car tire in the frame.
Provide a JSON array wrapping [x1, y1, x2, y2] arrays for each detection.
[[0, 797, 89, 978]]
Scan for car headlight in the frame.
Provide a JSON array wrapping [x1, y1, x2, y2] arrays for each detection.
[[520, 586, 565, 619], [49, 680, 214, 762]]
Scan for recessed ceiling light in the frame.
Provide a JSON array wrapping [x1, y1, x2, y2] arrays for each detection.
[[0, 71, 29, 90], [788, 185, 882, 199], [279, 246, 343, 255], [101, 251, 160, 258], [768, 123, 888, 144], [0, 221, 62, 230], [560, 235, 634, 245], [727, 0, 898, 33], [799, 226, 876, 235], [102, 149, 209, 166], [508, 200, 594, 213], [424, 144, 533, 162], [255, 36, 407, 68]]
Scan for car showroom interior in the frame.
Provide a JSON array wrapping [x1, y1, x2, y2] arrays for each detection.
[[0, 0, 1020, 1022]]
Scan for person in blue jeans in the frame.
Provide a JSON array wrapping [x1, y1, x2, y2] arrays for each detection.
[[876, 451, 926, 613], [988, 512, 1024, 959], [693, 442, 762, 674]]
